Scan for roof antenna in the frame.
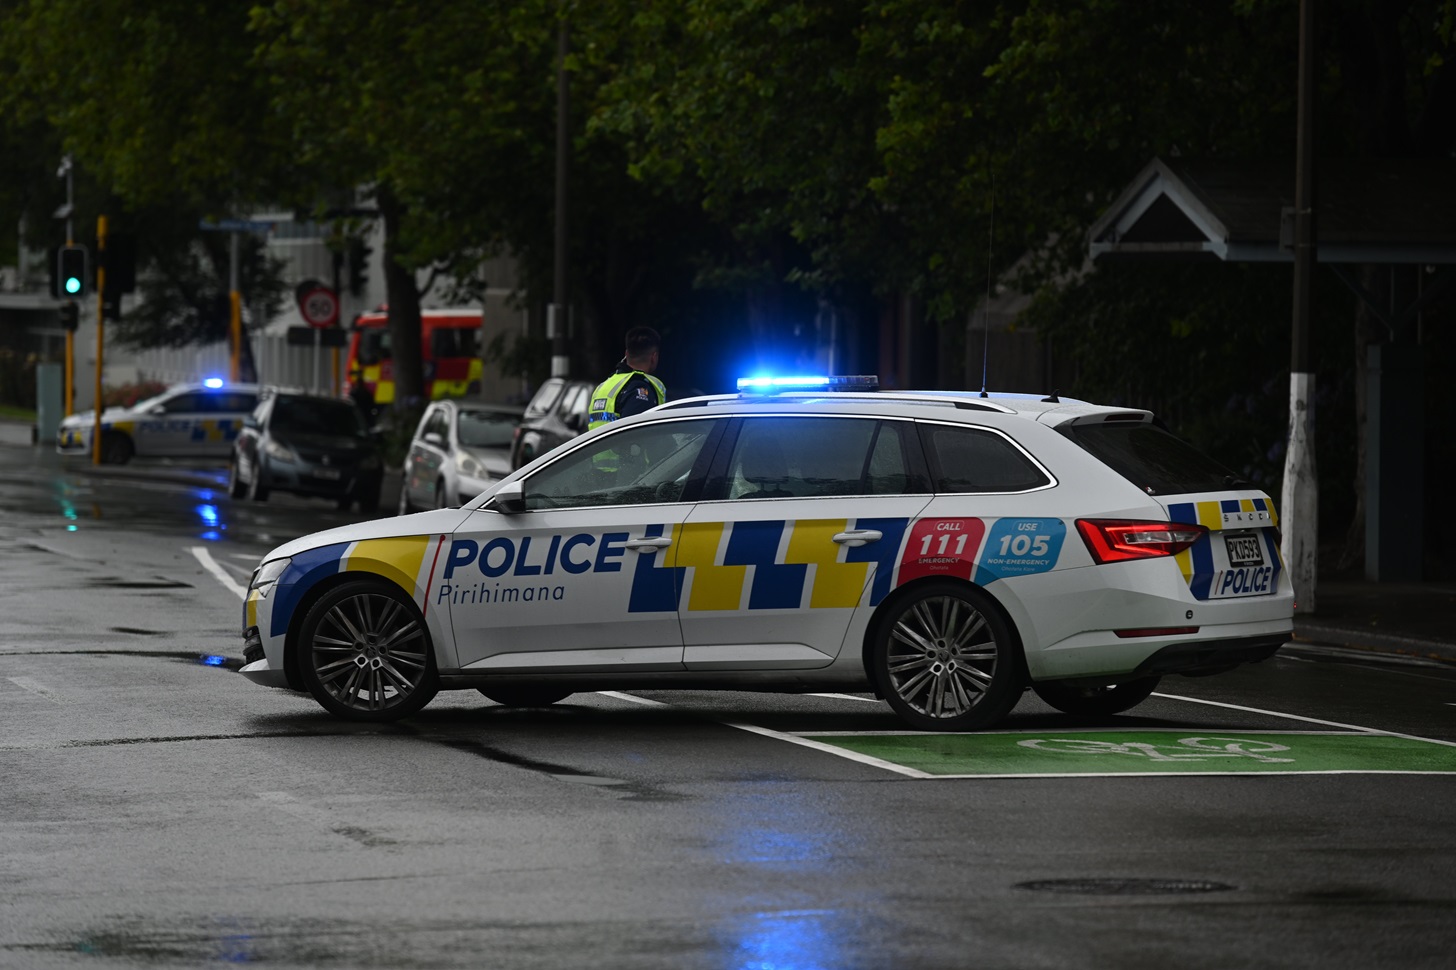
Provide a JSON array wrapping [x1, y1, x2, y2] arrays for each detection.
[[979, 175, 995, 398], [1041, 389, 1061, 403]]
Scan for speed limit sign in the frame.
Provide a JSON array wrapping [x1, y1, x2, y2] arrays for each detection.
[[298, 285, 340, 328]]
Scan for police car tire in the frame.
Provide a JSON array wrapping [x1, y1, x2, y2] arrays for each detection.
[[476, 687, 573, 707], [872, 581, 1026, 732], [297, 579, 438, 722], [1031, 675, 1161, 717], [100, 431, 133, 465]]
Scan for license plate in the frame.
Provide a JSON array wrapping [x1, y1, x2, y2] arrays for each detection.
[[1224, 533, 1264, 567], [312, 467, 342, 480]]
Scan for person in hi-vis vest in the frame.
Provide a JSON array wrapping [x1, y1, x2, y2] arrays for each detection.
[[588, 326, 666, 475]]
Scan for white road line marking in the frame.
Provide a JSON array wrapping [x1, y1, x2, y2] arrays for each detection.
[[593, 690, 930, 777], [191, 546, 247, 601], [1152, 692, 1456, 748], [807, 692, 881, 703], [720, 720, 932, 778], [597, 690, 667, 707], [8, 677, 62, 703]]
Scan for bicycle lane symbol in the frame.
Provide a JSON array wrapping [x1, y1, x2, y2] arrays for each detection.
[[1018, 736, 1295, 764]]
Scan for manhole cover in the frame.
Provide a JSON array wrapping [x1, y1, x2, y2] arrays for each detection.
[[1015, 878, 1235, 895]]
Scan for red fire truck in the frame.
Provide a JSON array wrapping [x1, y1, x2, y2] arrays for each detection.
[[345, 308, 484, 404]]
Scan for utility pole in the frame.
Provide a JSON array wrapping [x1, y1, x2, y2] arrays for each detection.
[[1281, 0, 1318, 613], [549, 8, 570, 379]]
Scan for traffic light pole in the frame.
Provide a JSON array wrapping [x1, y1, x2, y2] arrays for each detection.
[[230, 233, 242, 382], [62, 155, 75, 415], [92, 216, 107, 466]]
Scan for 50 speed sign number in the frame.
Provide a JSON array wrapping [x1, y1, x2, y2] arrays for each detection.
[[299, 286, 340, 328]]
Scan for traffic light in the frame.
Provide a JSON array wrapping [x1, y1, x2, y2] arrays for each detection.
[[347, 237, 371, 296], [58, 301, 79, 331], [58, 245, 88, 297], [103, 233, 136, 293]]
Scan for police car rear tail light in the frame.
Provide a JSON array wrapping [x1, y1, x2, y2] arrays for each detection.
[[1075, 519, 1207, 563], [735, 374, 879, 393]]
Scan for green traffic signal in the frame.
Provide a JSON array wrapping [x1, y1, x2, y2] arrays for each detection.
[[58, 245, 88, 297]]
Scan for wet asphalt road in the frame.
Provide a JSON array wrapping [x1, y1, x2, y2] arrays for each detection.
[[1, 443, 1454, 969]]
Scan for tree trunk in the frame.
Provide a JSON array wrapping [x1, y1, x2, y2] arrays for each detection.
[[378, 184, 425, 408]]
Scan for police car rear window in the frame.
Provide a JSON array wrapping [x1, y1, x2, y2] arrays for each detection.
[[1066, 424, 1240, 495]]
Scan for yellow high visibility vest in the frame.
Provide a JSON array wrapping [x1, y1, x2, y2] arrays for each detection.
[[588, 370, 665, 431]]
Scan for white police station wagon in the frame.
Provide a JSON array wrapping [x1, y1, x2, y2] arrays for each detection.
[[58, 379, 260, 464], [239, 377, 1293, 731]]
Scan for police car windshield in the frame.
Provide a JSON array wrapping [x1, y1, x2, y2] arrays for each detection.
[[272, 397, 367, 437], [131, 390, 175, 412]]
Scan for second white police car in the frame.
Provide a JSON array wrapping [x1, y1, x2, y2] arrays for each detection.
[[239, 377, 1293, 731]]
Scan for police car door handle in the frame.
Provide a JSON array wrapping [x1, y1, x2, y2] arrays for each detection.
[[832, 529, 882, 547], [624, 536, 673, 551]]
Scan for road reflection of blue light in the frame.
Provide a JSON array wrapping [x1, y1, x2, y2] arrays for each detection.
[[195, 502, 223, 541], [735, 827, 818, 867], [731, 910, 839, 970], [200, 655, 227, 667]]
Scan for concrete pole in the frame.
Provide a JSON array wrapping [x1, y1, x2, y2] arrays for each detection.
[[1280, 0, 1318, 613]]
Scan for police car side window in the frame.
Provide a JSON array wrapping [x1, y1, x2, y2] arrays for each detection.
[[523, 419, 716, 510], [719, 417, 883, 500], [923, 424, 1050, 493], [217, 393, 256, 413], [161, 394, 203, 414], [866, 421, 917, 495]]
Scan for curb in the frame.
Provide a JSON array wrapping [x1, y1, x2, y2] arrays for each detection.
[[1291, 624, 1456, 666]]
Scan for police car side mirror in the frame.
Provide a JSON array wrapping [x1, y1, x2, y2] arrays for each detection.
[[242, 415, 260, 430], [483, 480, 525, 514], [423, 431, 444, 448]]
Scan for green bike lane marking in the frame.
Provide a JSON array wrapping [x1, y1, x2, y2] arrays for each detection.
[[795, 730, 1456, 779]]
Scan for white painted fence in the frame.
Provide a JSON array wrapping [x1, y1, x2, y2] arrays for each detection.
[[128, 332, 344, 396]]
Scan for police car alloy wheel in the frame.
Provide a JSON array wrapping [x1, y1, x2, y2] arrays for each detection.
[[1031, 676, 1162, 716], [297, 579, 438, 721], [477, 686, 574, 707], [872, 581, 1025, 731]]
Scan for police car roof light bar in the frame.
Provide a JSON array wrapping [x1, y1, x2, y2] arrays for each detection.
[[736, 375, 879, 393]]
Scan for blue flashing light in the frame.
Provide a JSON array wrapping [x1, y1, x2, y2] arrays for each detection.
[[736, 374, 879, 394], [203, 377, 225, 389]]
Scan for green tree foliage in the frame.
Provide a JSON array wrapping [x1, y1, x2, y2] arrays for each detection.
[[0, 0, 290, 352]]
